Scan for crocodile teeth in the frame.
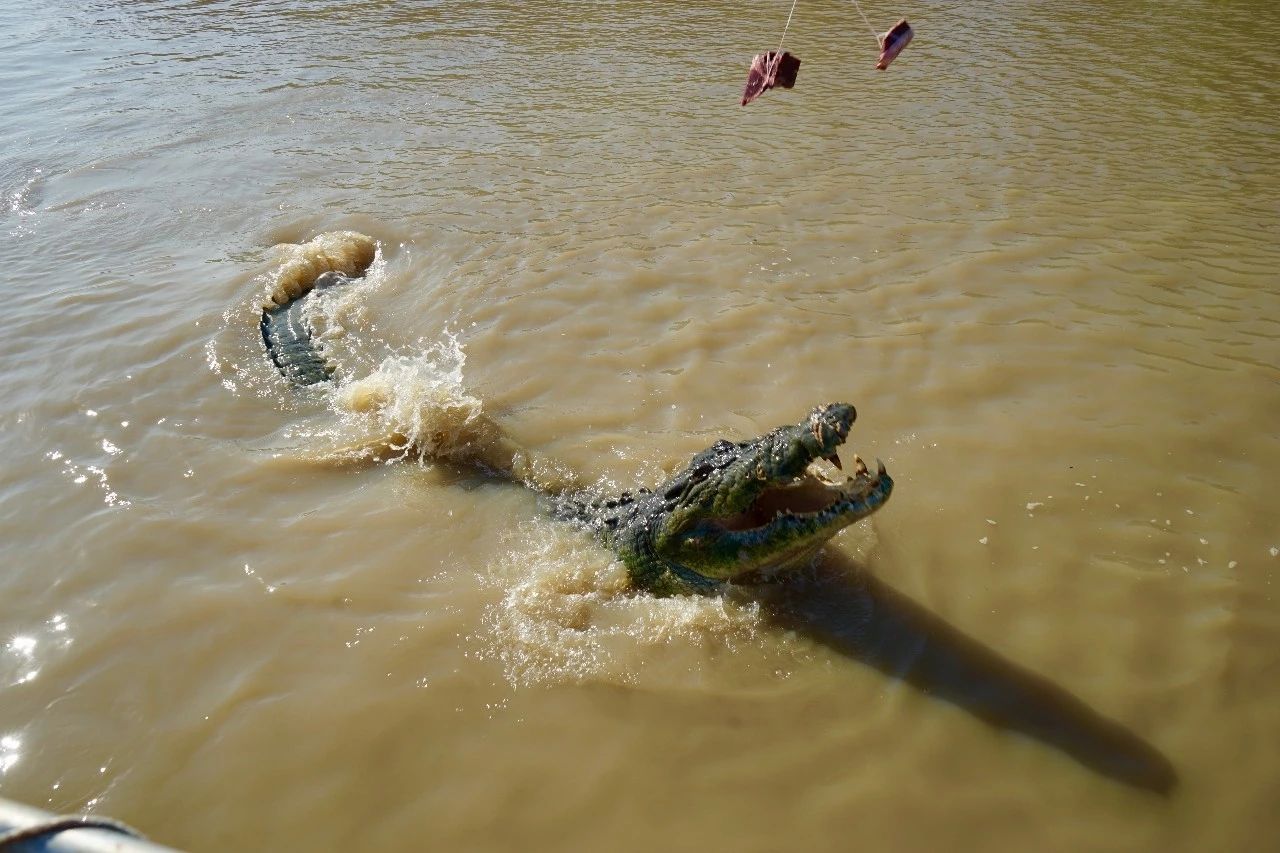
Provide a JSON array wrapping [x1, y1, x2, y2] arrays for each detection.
[[824, 453, 842, 470], [876, 459, 887, 479], [853, 454, 869, 477]]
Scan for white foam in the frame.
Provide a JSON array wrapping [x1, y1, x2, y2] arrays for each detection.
[[320, 335, 493, 466], [478, 521, 770, 689], [265, 231, 376, 307]]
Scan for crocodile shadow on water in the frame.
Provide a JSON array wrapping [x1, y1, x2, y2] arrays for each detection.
[[748, 550, 1177, 795]]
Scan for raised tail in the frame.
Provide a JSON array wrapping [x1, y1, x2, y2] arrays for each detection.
[[261, 270, 355, 385], [259, 231, 377, 386], [257, 231, 582, 494]]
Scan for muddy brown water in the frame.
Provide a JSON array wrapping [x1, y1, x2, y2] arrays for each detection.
[[1, 0, 1278, 850]]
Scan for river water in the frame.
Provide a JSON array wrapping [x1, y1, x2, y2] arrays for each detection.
[[2, 0, 1278, 850]]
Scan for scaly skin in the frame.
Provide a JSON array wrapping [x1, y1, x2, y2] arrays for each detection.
[[551, 403, 892, 594], [259, 243, 893, 594]]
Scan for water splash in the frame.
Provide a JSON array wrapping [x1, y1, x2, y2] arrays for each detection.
[[319, 334, 488, 465], [264, 231, 376, 308], [311, 335, 579, 492], [478, 521, 772, 689]]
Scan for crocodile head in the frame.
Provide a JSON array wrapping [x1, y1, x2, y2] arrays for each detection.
[[592, 403, 894, 594]]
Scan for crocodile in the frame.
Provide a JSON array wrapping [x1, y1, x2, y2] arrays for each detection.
[[258, 233, 893, 595]]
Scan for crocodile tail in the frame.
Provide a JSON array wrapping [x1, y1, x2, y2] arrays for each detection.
[[261, 284, 335, 386], [260, 231, 377, 386], [257, 231, 584, 493]]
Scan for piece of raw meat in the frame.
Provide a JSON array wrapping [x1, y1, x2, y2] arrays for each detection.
[[741, 51, 801, 106], [876, 19, 913, 70]]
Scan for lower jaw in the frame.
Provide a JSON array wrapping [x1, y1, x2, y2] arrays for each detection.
[[719, 539, 828, 582]]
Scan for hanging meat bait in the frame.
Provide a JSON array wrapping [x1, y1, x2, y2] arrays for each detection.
[[739, 1, 914, 106], [741, 51, 802, 106], [876, 19, 913, 70], [741, 0, 803, 107]]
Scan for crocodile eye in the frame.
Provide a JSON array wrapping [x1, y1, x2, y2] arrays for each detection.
[[672, 463, 712, 494], [663, 462, 713, 502]]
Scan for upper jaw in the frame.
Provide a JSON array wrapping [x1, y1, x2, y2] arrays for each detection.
[[714, 415, 890, 534], [720, 404, 886, 526]]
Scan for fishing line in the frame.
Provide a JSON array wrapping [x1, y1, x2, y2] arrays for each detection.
[[777, 0, 885, 49], [849, 0, 882, 44], [772, 0, 801, 77]]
